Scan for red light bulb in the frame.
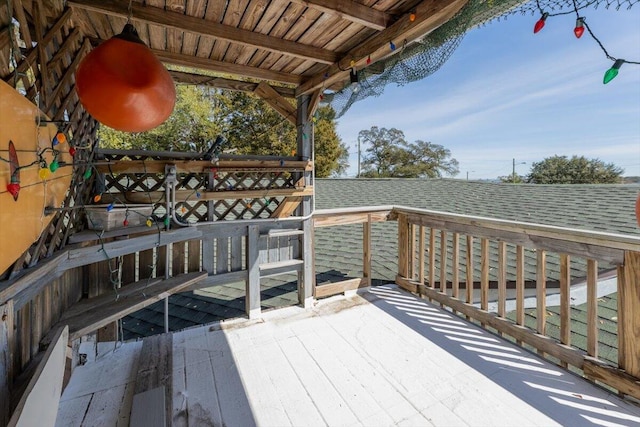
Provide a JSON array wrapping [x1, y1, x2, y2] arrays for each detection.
[[7, 177, 20, 201], [69, 147, 76, 157], [574, 18, 584, 38], [123, 218, 129, 226], [534, 12, 548, 34]]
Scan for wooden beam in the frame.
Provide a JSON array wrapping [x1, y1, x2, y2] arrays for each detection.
[[104, 187, 314, 204], [8, 326, 68, 427], [296, 0, 468, 96], [42, 272, 206, 344], [289, 0, 390, 30], [583, 358, 640, 400], [307, 89, 323, 121], [315, 277, 369, 298], [94, 159, 313, 174], [169, 70, 296, 98], [155, 49, 302, 85], [254, 82, 297, 125], [69, 0, 338, 64], [64, 228, 202, 269], [270, 197, 303, 219]]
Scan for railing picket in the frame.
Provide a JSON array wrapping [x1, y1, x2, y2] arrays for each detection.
[[409, 224, 416, 280], [440, 230, 448, 295], [418, 226, 425, 293], [452, 233, 459, 302], [429, 229, 436, 293], [560, 254, 571, 368], [516, 245, 525, 345], [465, 235, 474, 317], [536, 250, 547, 356], [587, 259, 598, 358], [497, 242, 507, 319], [480, 238, 489, 319]]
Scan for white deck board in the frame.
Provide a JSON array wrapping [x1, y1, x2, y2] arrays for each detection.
[[59, 285, 640, 427]]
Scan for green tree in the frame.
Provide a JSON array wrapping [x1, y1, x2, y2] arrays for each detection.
[[99, 85, 223, 152], [527, 155, 624, 184], [498, 174, 525, 184], [98, 86, 348, 178], [359, 127, 459, 178]]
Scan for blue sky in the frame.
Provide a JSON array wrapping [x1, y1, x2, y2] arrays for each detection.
[[335, 5, 640, 179]]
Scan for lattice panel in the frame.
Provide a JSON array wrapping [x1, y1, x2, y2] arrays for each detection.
[[1, 2, 98, 278], [100, 165, 300, 222]]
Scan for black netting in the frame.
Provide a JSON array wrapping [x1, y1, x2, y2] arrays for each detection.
[[325, 0, 639, 117]]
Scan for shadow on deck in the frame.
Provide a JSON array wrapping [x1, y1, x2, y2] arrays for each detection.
[[58, 285, 640, 427]]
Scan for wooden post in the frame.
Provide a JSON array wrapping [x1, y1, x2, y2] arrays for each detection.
[[618, 251, 640, 380], [246, 225, 261, 319], [296, 95, 314, 308], [363, 214, 372, 287]]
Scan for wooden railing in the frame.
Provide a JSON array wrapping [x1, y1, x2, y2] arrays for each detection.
[[392, 206, 640, 399]]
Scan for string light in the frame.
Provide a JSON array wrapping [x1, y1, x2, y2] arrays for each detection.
[[389, 41, 396, 51], [533, 12, 548, 33], [49, 159, 59, 172], [39, 168, 50, 180], [146, 218, 153, 227], [69, 147, 76, 157], [93, 194, 102, 202], [84, 168, 92, 179], [533, 0, 639, 84], [409, 12, 416, 22], [6, 176, 20, 201], [366, 55, 371, 65], [573, 17, 584, 38], [603, 59, 624, 84]]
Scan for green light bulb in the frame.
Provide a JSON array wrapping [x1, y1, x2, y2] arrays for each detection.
[[603, 59, 624, 85], [83, 168, 92, 179], [49, 159, 59, 172]]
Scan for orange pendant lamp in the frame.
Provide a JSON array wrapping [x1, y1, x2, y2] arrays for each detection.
[[76, 24, 176, 132]]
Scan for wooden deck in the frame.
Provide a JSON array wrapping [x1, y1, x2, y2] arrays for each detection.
[[56, 285, 640, 427]]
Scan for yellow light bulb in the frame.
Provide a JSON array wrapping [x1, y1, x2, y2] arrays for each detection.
[[39, 168, 50, 180]]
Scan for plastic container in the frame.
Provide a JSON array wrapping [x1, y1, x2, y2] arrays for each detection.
[[85, 204, 153, 231]]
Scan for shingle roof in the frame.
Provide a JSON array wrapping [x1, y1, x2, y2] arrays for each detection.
[[123, 179, 639, 339], [315, 179, 640, 236]]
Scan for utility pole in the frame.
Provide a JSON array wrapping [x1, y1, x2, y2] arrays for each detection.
[[357, 136, 361, 178], [512, 158, 525, 184]]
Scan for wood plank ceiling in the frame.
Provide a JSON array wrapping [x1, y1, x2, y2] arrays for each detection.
[[64, 0, 468, 99]]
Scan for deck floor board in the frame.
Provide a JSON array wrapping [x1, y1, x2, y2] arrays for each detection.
[[58, 285, 640, 427]]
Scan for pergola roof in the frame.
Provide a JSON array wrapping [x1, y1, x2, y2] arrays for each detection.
[[64, 0, 470, 98]]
